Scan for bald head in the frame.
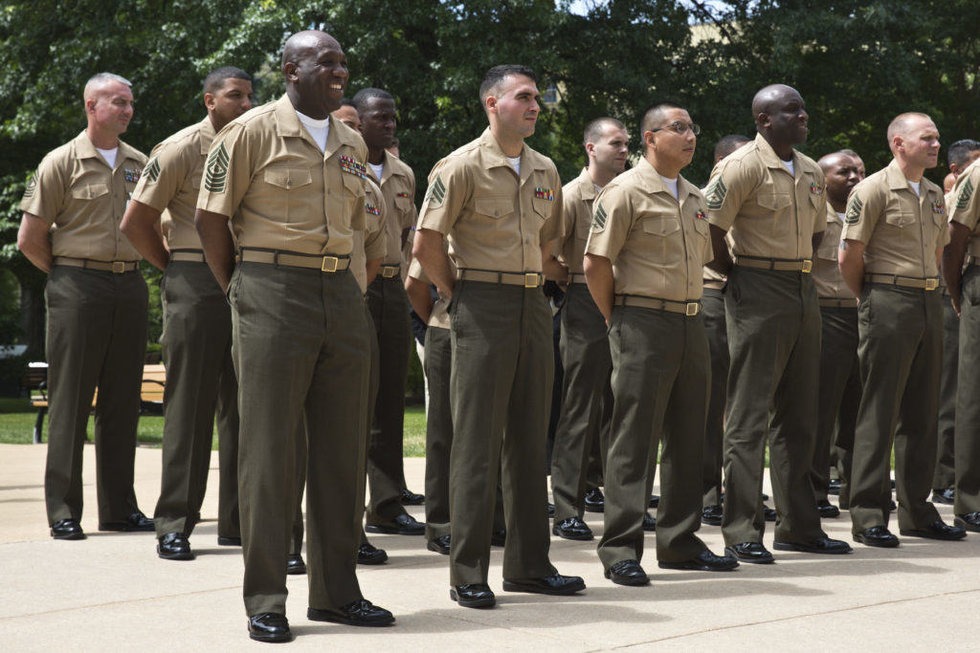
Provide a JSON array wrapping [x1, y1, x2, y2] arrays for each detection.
[[751, 84, 799, 121], [281, 30, 347, 119], [886, 112, 932, 149], [83, 72, 131, 103], [282, 30, 337, 67], [818, 152, 861, 208], [818, 152, 852, 174]]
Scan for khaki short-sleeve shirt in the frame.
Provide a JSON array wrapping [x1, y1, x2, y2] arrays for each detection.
[[585, 157, 712, 301], [416, 128, 561, 274], [367, 152, 417, 266], [20, 131, 147, 261], [812, 203, 854, 299], [949, 158, 980, 257], [196, 95, 367, 256], [407, 257, 452, 330], [840, 159, 948, 277], [131, 117, 214, 252], [351, 179, 388, 292], [558, 168, 597, 276], [705, 133, 826, 260]]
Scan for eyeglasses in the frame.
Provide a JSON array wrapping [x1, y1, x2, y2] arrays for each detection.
[[650, 122, 701, 136]]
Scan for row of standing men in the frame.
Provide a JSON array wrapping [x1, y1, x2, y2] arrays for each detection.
[[17, 28, 980, 644]]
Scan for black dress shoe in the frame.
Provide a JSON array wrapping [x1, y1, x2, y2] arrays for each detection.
[[701, 505, 723, 526], [642, 512, 656, 531], [427, 534, 451, 555], [99, 511, 154, 532], [604, 559, 649, 586], [649, 494, 660, 508], [724, 541, 774, 564], [763, 505, 777, 522], [365, 512, 425, 535], [50, 518, 85, 540], [932, 487, 955, 504], [659, 549, 739, 571], [547, 503, 555, 517], [584, 487, 605, 513], [854, 525, 899, 548], [450, 583, 495, 608], [308, 600, 394, 626], [889, 500, 897, 512], [828, 479, 842, 496], [157, 532, 194, 560], [491, 529, 506, 547], [762, 493, 770, 501], [553, 516, 594, 541], [217, 535, 242, 546], [502, 573, 586, 595], [358, 542, 388, 565], [900, 519, 967, 541], [286, 553, 306, 575], [248, 613, 292, 643], [400, 487, 425, 506], [955, 512, 980, 533], [773, 536, 852, 554], [817, 499, 841, 519]]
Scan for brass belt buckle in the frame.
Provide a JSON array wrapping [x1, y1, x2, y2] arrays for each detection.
[[925, 278, 938, 291], [524, 273, 539, 288], [685, 302, 700, 316], [321, 256, 339, 273], [801, 259, 813, 273], [111, 261, 126, 274], [382, 266, 398, 278]]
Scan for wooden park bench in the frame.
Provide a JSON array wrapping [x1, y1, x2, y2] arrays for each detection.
[[25, 362, 166, 444]]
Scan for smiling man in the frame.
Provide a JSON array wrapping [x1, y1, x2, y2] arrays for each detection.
[[18, 72, 151, 541], [840, 112, 966, 548], [705, 84, 851, 563], [194, 31, 393, 642], [584, 102, 738, 585], [413, 64, 584, 609]]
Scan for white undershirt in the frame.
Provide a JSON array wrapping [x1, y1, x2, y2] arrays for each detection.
[[836, 211, 846, 223], [506, 155, 521, 175], [593, 183, 603, 194], [369, 162, 384, 181], [781, 159, 795, 175], [908, 180, 921, 196], [295, 110, 330, 152], [660, 175, 679, 199], [96, 147, 118, 169]]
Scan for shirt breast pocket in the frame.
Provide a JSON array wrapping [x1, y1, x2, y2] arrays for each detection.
[[475, 196, 515, 220], [264, 167, 313, 191], [641, 215, 681, 237], [70, 183, 109, 200], [756, 190, 792, 213]]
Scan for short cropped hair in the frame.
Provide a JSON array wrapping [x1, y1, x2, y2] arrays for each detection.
[[583, 117, 625, 147], [714, 134, 751, 162], [479, 65, 537, 104], [948, 139, 980, 169], [352, 88, 394, 113], [203, 66, 252, 96]]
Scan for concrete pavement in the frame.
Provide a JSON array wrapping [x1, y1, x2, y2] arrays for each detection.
[[1, 442, 979, 651]]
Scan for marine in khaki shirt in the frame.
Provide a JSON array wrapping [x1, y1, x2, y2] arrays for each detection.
[[193, 31, 393, 642], [120, 67, 255, 561], [17, 73, 150, 541], [940, 155, 980, 530], [352, 178, 388, 292], [839, 112, 964, 548], [584, 102, 734, 585]]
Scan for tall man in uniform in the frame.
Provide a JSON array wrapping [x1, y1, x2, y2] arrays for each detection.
[[354, 87, 426, 535], [120, 66, 254, 561], [414, 64, 585, 609], [705, 84, 851, 562], [550, 117, 628, 541], [194, 31, 394, 642], [940, 145, 980, 532], [585, 102, 738, 586], [701, 134, 750, 526], [932, 139, 980, 505], [809, 152, 862, 517], [839, 112, 966, 547], [18, 72, 153, 540]]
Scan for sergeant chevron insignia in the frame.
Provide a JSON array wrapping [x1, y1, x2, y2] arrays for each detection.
[[844, 196, 863, 225], [957, 178, 974, 211], [705, 177, 727, 210], [204, 142, 229, 193]]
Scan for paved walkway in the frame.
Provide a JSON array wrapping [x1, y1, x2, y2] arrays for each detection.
[[1, 442, 979, 651]]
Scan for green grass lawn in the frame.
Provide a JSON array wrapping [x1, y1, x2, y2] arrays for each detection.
[[0, 399, 427, 455]]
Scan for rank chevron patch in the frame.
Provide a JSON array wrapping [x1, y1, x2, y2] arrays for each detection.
[[204, 142, 229, 193]]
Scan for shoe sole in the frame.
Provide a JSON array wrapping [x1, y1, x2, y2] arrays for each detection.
[[426, 542, 450, 555], [583, 504, 605, 513], [51, 531, 86, 541], [658, 560, 738, 571], [772, 541, 851, 554], [853, 534, 900, 548], [358, 552, 389, 565], [364, 524, 424, 536], [449, 589, 495, 608], [899, 529, 967, 541], [307, 608, 394, 626], [818, 510, 841, 519], [701, 518, 722, 526], [157, 548, 194, 561], [502, 579, 586, 595], [723, 547, 774, 564], [603, 571, 650, 586], [954, 518, 980, 533], [551, 528, 594, 541], [248, 631, 292, 643], [217, 537, 242, 546]]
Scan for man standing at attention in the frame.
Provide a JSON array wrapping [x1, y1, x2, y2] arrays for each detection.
[[705, 84, 851, 562], [121, 66, 254, 561], [18, 72, 153, 540], [550, 117, 628, 542], [839, 112, 965, 548], [414, 64, 585, 609], [195, 31, 394, 642]]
